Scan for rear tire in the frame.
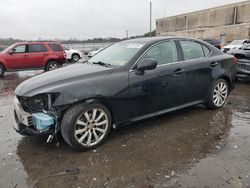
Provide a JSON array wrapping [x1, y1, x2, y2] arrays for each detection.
[[0, 64, 5, 77], [72, 54, 80, 62], [61, 103, 112, 151], [206, 79, 229, 109], [45, 61, 60, 71]]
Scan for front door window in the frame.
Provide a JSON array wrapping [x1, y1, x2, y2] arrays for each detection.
[[13, 45, 26, 53]]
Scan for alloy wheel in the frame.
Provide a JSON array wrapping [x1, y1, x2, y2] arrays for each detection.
[[213, 81, 228, 107], [72, 54, 79, 62], [74, 108, 109, 146], [49, 63, 59, 70]]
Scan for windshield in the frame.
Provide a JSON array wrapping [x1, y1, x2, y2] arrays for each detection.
[[88, 41, 146, 67], [230, 40, 244, 45]]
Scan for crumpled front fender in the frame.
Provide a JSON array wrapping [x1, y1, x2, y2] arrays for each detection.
[[53, 81, 99, 106]]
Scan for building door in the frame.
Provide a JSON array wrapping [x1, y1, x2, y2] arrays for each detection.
[[220, 34, 226, 45]]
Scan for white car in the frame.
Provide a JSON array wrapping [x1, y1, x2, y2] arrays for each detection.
[[222, 39, 250, 53], [64, 45, 83, 62]]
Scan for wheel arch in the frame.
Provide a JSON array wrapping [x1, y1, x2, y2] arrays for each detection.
[[61, 97, 115, 126], [46, 58, 58, 65], [0, 61, 6, 70], [71, 53, 79, 58], [218, 75, 233, 92]]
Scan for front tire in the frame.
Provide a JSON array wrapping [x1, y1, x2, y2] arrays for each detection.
[[72, 54, 80, 62], [206, 79, 229, 109], [61, 103, 112, 151], [0, 64, 5, 77], [45, 61, 60, 71]]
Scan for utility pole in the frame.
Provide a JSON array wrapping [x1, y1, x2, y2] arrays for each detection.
[[150, 2, 152, 37]]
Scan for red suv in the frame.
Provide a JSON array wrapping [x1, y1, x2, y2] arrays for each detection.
[[0, 41, 66, 77]]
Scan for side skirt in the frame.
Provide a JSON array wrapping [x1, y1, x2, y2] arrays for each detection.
[[113, 100, 204, 129]]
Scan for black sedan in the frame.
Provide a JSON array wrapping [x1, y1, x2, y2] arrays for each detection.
[[229, 44, 250, 79], [13, 37, 236, 151]]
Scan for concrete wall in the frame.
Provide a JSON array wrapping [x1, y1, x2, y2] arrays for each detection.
[[156, 1, 250, 43]]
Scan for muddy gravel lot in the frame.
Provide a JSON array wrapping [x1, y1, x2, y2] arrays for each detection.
[[0, 70, 250, 188]]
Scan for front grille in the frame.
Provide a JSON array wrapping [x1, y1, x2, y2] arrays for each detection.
[[27, 116, 34, 126], [237, 62, 250, 71]]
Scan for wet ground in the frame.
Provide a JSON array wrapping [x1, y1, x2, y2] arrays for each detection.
[[0, 69, 250, 188]]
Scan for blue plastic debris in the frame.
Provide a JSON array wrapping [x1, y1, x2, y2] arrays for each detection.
[[32, 113, 55, 132]]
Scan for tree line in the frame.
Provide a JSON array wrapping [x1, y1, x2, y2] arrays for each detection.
[[0, 30, 156, 46]]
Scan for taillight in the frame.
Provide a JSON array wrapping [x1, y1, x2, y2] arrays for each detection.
[[232, 57, 238, 64]]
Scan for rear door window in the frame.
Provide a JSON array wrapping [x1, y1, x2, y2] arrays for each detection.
[[48, 43, 63, 52], [180, 41, 205, 60], [29, 44, 48, 53], [138, 41, 178, 66]]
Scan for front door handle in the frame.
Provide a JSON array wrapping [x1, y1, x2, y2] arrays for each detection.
[[173, 68, 185, 76], [210, 62, 218, 67]]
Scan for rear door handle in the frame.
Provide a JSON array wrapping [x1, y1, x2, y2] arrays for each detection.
[[210, 62, 218, 67], [173, 68, 185, 76]]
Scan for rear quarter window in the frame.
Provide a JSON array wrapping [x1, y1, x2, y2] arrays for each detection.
[[180, 41, 205, 60], [202, 45, 211, 56], [48, 43, 63, 52]]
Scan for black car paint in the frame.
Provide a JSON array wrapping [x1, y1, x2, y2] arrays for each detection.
[[15, 37, 235, 127]]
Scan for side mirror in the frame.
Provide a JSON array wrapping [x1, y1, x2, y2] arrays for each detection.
[[8, 49, 15, 55], [137, 58, 157, 72]]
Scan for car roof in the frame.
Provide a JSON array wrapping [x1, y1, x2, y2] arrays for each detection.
[[13, 41, 61, 45], [122, 36, 203, 44]]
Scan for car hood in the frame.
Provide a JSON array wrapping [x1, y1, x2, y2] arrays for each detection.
[[15, 63, 113, 97], [224, 44, 242, 49]]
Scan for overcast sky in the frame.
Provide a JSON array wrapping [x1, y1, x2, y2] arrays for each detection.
[[0, 0, 246, 40]]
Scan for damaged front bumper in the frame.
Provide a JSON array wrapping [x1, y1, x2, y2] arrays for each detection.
[[13, 96, 54, 136]]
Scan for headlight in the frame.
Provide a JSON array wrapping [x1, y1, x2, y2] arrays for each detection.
[[19, 93, 59, 113], [29, 94, 48, 111]]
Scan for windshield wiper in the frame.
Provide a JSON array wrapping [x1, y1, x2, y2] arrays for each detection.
[[92, 61, 111, 67]]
